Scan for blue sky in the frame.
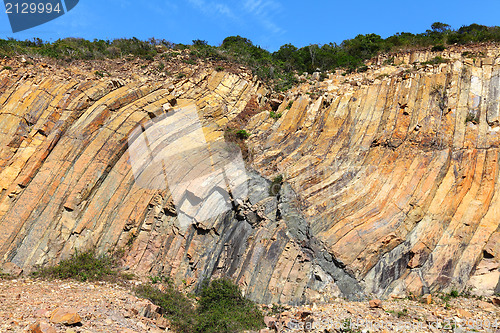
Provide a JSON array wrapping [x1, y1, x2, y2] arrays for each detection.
[[1, 0, 500, 51]]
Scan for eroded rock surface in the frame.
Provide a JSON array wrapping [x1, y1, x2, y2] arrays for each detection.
[[0, 45, 500, 304]]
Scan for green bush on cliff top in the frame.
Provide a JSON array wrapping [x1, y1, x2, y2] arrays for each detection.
[[1, 22, 500, 91]]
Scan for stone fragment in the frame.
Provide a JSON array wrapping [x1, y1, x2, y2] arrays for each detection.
[[421, 294, 432, 305], [478, 300, 496, 311], [369, 299, 382, 308], [264, 316, 277, 328], [29, 322, 57, 333], [295, 310, 312, 319], [49, 307, 82, 325], [135, 300, 161, 318], [156, 316, 169, 329], [1, 262, 23, 277], [34, 308, 50, 318], [457, 308, 472, 318]]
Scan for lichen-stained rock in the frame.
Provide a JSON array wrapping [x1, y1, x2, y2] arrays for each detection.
[[1, 46, 500, 304]]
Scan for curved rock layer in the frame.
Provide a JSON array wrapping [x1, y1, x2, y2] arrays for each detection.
[[0, 46, 499, 304], [246, 46, 500, 298]]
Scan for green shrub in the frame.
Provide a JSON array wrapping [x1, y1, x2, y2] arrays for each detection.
[[431, 45, 446, 52], [136, 278, 263, 333], [275, 72, 299, 92], [149, 274, 172, 284], [383, 57, 395, 65], [196, 279, 263, 333], [2, 66, 12, 70], [357, 65, 369, 72], [397, 308, 408, 318], [135, 283, 197, 333], [215, 65, 225, 72], [183, 58, 197, 65], [235, 129, 250, 140], [141, 54, 154, 61], [192, 39, 208, 47], [270, 111, 282, 119], [94, 70, 104, 77], [31, 249, 128, 282], [421, 56, 448, 65], [1, 22, 499, 93], [176, 72, 186, 79], [285, 101, 293, 109]]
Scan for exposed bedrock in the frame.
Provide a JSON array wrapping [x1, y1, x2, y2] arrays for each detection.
[[0, 46, 500, 303]]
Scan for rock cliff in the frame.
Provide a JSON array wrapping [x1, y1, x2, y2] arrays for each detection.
[[0, 45, 499, 304]]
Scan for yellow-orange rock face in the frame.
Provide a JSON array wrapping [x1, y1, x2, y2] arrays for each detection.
[[0, 47, 499, 304]]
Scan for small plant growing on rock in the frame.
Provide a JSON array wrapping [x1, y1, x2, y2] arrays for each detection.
[[383, 57, 395, 66], [215, 65, 224, 72], [430, 84, 448, 112], [2, 66, 12, 71], [465, 111, 479, 124], [270, 111, 282, 119], [285, 101, 293, 110], [397, 308, 408, 318], [357, 65, 369, 73], [422, 56, 448, 66], [183, 58, 197, 65], [269, 174, 283, 196], [235, 129, 250, 140]]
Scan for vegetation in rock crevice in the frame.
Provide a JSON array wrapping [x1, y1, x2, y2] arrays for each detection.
[[269, 174, 284, 196]]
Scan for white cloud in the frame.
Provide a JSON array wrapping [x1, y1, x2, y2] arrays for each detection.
[[186, 0, 285, 39], [214, 3, 236, 18], [242, 0, 285, 35]]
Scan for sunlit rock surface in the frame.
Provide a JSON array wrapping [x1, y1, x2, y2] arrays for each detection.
[[0, 45, 499, 304]]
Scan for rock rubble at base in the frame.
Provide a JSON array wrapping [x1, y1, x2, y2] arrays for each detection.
[[0, 279, 170, 332], [1, 278, 499, 333]]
